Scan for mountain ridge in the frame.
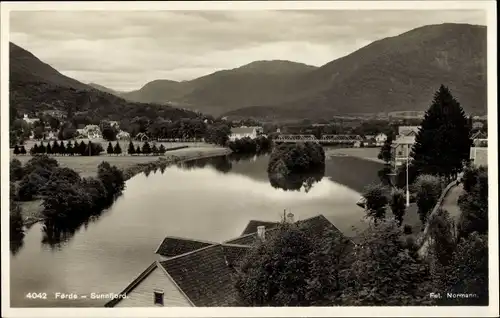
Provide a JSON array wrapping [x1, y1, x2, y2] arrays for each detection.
[[116, 23, 487, 119]]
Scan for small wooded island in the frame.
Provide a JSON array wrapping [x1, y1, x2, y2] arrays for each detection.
[[267, 142, 326, 191]]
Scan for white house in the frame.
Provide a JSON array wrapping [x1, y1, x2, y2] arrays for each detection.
[[375, 133, 388, 146], [83, 124, 102, 139], [229, 126, 263, 141], [391, 135, 416, 169], [116, 131, 131, 140]]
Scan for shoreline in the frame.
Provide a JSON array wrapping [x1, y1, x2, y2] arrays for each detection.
[[17, 146, 232, 226]]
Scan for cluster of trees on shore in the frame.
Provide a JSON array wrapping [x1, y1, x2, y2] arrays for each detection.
[[10, 155, 126, 250], [235, 85, 489, 306], [124, 141, 167, 156], [227, 136, 272, 154], [267, 142, 325, 192]]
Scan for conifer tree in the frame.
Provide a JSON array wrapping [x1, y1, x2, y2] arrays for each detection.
[[30, 144, 39, 155], [142, 141, 151, 155], [135, 144, 142, 155], [13, 145, 20, 155], [60, 141, 67, 155], [114, 142, 122, 155], [127, 141, 135, 155], [20, 145, 27, 155], [411, 85, 472, 180], [39, 142, 46, 154], [52, 141, 60, 155], [66, 141, 74, 156], [159, 144, 166, 154], [107, 142, 114, 155], [151, 144, 159, 155], [46, 143, 53, 155]]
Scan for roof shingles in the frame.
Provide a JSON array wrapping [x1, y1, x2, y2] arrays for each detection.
[[155, 237, 216, 258]]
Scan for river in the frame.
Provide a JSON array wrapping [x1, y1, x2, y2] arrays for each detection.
[[10, 152, 383, 307]]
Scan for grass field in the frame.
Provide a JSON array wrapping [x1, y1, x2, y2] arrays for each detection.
[[325, 147, 384, 164], [11, 146, 229, 178]]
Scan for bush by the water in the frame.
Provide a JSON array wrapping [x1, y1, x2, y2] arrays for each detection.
[[267, 142, 325, 191], [227, 136, 271, 154]]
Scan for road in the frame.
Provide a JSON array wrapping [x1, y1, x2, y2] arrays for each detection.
[[418, 183, 464, 256]]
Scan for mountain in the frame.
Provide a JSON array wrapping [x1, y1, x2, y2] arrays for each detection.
[[9, 43, 199, 122], [225, 23, 487, 119], [120, 60, 318, 114], [122, 23, 486, 119], [10, 42, 90, 90], [88, 82, 122, 95]]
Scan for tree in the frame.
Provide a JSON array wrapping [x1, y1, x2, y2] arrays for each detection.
[[39, 142, 46, 154], [10, 159, 24, 181], [235, 222, 336, 306], [414, 174, 442, 224], [340, 220, 432, 305], [113, 142, 122, 155], [13, 145, 20, 155], [102, 122, 118, 141], [151, 144, 159, 155], [20, 145, 27, 155], [428, 208, 456, 267], [159, 144, 166, 154], [97, 161, 125, 199], [142, 141, 151, 155], [127, 141, 135, 155], [411, 85, 471, 180], [46, 143, 53, 155], [107, 142, 114, 155], [447, 233, 488, 305], [377, 134, 394, 164], [390, 188, 406, 226], [135, 145, 142, 155], [362, 183, 388, 223], [30, 144, 39, 155], [66, 141, 74, 156], [457, 167, 488, 239], [59, 141, 67, 155], [33, 126, 44, 140]]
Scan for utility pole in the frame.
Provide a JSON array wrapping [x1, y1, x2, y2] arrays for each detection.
[[406, 145, 410, 207]]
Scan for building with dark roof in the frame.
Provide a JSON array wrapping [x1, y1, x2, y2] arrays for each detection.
[[105, 214, 344, 307]]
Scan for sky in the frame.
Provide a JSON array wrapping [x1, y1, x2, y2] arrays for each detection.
[[10, 10, 486, 92]]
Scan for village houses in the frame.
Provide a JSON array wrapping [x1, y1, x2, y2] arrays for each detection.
[[105, 214, 348, 307], [470, 131, 488, 167]]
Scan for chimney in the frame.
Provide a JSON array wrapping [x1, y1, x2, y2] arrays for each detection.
[[286, 212, 295, 224], [257, 226, 266, 241]]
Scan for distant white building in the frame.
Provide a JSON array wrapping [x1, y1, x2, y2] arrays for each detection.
[[375, 133, 388, 146], [83, 124, 102, 139], [23, 114, 39, 125], [116, 131, 130, 140], [229, 126, 263, 141]]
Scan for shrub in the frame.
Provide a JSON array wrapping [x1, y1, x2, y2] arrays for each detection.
[[403, 225, 413, 234], [414, 174, 442, 224], [362, 183, 389, 222], [10, 158, 24, 181]]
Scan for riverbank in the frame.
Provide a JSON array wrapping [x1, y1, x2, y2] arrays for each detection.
[[16, 146, 231, 225]]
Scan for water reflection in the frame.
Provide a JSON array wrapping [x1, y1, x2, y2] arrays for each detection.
[[268, 166, 325, 193], [10, 235, 24, 256]]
